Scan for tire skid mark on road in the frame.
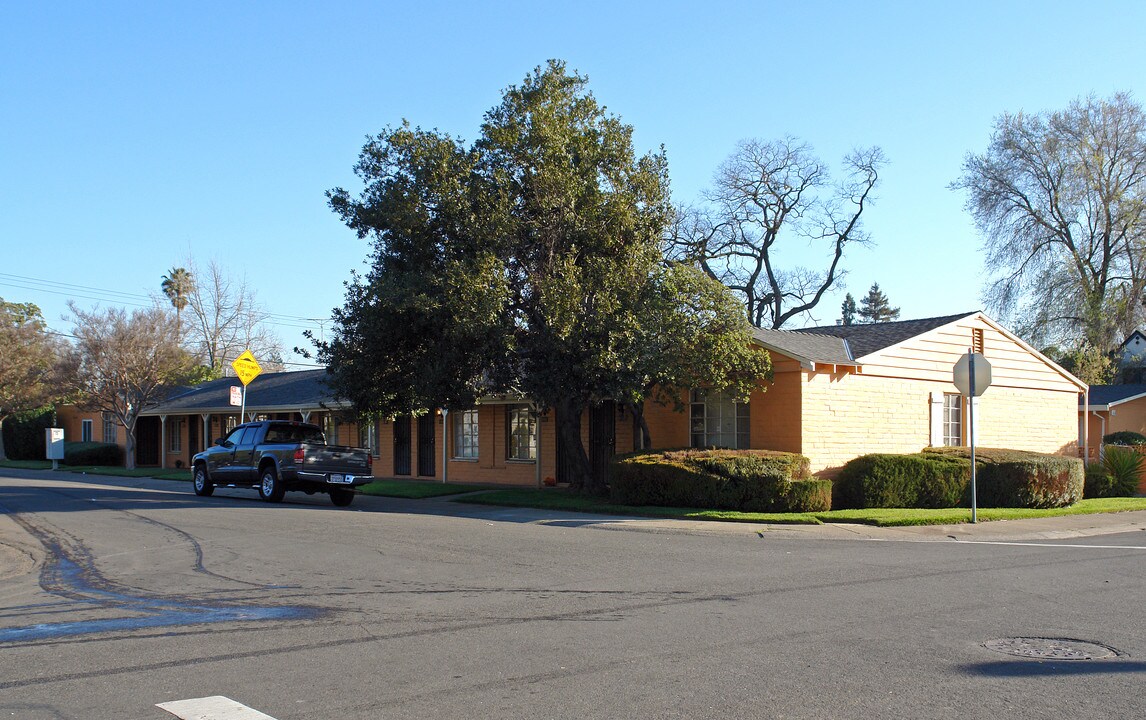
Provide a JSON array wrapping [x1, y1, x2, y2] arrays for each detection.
[[0, 511, 318, 645], [111, 506, 271, 588]]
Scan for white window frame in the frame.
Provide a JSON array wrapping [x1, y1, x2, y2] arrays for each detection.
[[169, 418, 184, 453], [359, 418, 379, 457], [81, 419, 93, 443], [506, 405, 537, 461], [102, 413, 117, 444], [453, 409, 479, 459], [943, 394, 962, 447], [690, 389, 750, 449]]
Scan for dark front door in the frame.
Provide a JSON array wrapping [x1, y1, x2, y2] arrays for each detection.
[[589, 401, 616, 487], [135, 416, 160, 466], [188, 415, 199, 456], [393, 416, 411, 476], [555, 406, 574, 484], [417, 415, 435, 477]]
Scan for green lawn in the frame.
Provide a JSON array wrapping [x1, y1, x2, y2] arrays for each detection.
[[358, 479, 500, 499], [0, 460, 189, 481], [453, 487, 1146, 527], [5, 462, 1146, 527]]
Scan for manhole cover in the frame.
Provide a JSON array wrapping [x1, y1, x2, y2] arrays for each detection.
[[984, 637, 1119, 660]]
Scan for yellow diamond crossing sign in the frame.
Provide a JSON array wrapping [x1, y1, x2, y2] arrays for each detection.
[[231, 350, 263, 386]]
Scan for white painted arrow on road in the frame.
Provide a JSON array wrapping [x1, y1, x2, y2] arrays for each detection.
[[157, 696, 279, 720]]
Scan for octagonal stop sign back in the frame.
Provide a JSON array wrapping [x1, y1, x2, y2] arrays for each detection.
[[953, 352, 992, 396]]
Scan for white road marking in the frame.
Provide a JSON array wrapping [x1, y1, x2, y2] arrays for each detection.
[[952, 540, 1146, 550], [871, 538, 1146, 550], [156, 696, 279, 719]]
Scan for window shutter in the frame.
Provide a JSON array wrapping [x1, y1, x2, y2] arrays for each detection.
[[929, 392, 944, 447]]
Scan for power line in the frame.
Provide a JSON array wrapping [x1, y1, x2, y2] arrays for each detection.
[[0, 272, 333, 335]]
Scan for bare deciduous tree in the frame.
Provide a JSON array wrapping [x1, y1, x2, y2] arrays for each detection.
[[65, 303, 194, 469], [670, 137, 885, 328], [953, 92, 1146, 350], [181, 259, 284, 374]]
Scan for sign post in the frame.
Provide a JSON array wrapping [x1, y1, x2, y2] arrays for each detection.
[[230, 350, 263, 422], [953, 350, 992, 523]]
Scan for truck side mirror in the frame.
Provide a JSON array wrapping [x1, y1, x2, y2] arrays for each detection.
[[214, 438, 228, 448]]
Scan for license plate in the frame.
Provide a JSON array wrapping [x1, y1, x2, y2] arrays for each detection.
[[330, 474, 353, 484]]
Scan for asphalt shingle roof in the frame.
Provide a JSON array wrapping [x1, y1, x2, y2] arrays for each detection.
[[751, 312, 980, 364], [1085, 384, 1146, 408], [141, 369, 342, 415], [750, 327, 856, 366], [797, 312, 979, 360]]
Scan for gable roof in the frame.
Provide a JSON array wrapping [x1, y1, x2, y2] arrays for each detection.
[[140, 369, 345, 416], [750, 312, 979, 367], [1083, 384, 1146, 410], [797, 312, 979, 359], [750, 327, 857, 368]]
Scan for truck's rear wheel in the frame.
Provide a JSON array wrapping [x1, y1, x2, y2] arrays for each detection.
[[330, 488, 354, 507], [193, 465, 214, 497], [259, 467, 286, 503]]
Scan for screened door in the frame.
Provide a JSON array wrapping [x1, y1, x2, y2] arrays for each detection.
[[393, 416, 411, 476], [417, 414, 435, 477]]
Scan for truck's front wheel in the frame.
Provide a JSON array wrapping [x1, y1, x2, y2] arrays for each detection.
[[193, 465, 214, 497], [259, 467, 286, 503]]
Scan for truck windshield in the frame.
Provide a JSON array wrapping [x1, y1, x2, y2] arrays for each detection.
[[265, 423, 326, 445]]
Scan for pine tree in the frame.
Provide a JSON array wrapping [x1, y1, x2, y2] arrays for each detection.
[[841, 293, 857, 326], [858, 283, 900, 323]]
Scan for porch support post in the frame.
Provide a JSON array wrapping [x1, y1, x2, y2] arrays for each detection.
[[201, 414, 211, 448], [534, 402, 542, 490], [441, 409, 449, 484], [159, 415, 167, 469]]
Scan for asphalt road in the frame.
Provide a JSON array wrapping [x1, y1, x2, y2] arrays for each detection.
[[1, 469, 1145, 719]]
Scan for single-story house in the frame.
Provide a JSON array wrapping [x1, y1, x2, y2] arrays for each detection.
[[1080, 384, 1146, 459], [58, 311, 1089, 484]]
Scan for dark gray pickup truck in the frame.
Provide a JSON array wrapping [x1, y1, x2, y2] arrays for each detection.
[[190, 420, 373, 507]]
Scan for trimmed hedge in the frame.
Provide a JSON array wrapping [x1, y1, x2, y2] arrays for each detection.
[[1103, 431, 1146, 446], [835, 448, 1085, 510], [832, 453, 971, 510], [1, 407, 55, 460], [611, 449, 828, 512], [923, 447, 1083, 508], [64, 441, 124, 466]]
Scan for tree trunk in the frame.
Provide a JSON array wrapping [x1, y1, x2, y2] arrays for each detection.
[[556, 398, 598, 494], [626, 401, 652, 451], [123, 416, 137, 470]]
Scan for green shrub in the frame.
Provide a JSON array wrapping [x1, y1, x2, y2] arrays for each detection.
[[610, 449, 823, 512], [1102, 431, 1146, 446], [1, 407, 55, 460], [1084, 463, 1117, 499], [64, 441, 124, 466], [924, 447, 1083, 508], [1091, 446, 1143, 497], [832, 453, 971, 509]]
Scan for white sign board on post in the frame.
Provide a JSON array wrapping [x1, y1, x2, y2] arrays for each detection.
[[45, 428, 65, 469], [952, 351, 992, 523], [229, 386, 242, 407]]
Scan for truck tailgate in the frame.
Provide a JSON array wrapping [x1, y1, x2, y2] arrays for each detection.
[[301, 444, 372, 477]]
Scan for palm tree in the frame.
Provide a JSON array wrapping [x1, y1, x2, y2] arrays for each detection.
[[161, 267, 194, 338]]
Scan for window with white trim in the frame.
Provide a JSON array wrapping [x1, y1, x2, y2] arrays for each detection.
[[359, 418, 379, 457], [169, 419, 184, 453], [506, 405, 536, 461], [943, 394, 962, 447], [690, 389, 750, 449], [102, 413, 117, 444], [454, 409, 479, 459], [81, 419, 93, 443]]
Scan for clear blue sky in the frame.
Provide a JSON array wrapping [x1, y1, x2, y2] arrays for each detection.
[[4, 1, 1144, 365]]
